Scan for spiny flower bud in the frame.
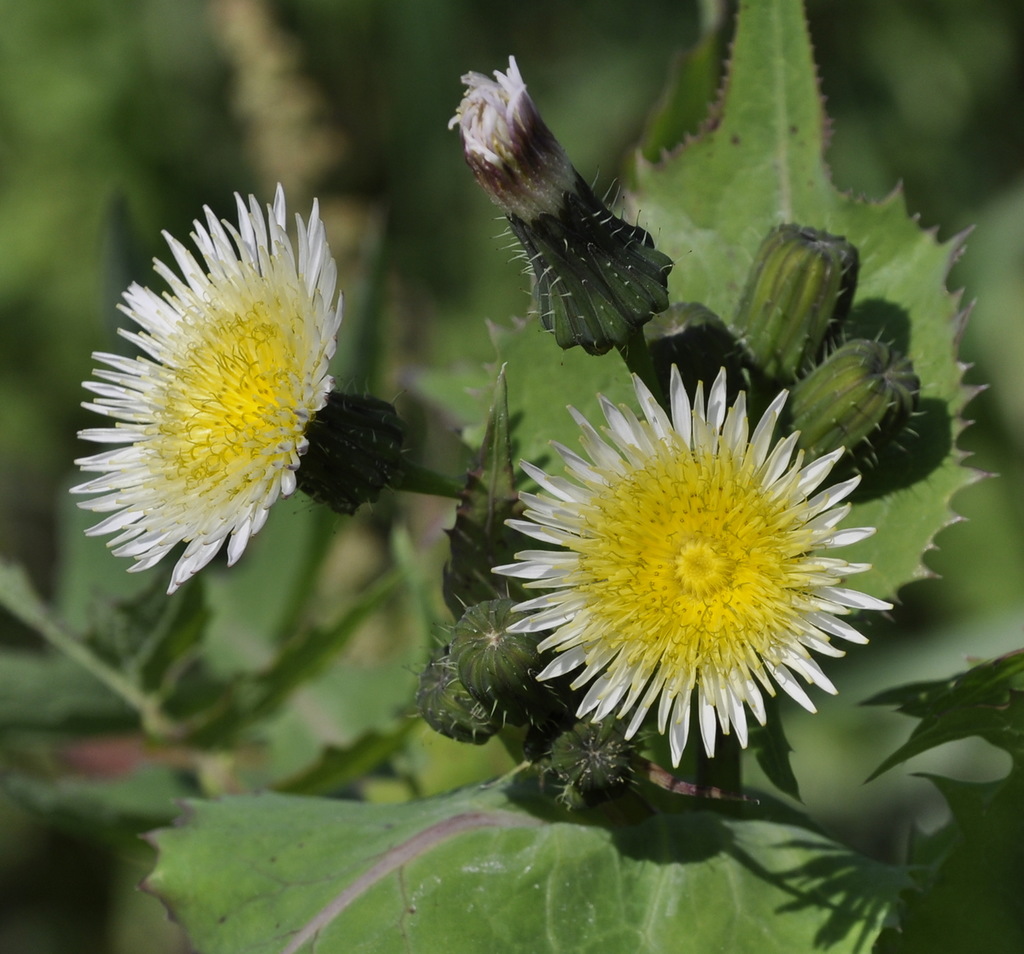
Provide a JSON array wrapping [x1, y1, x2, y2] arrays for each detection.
[[646, 302, 745, 400], [732, 224, 859, 382], [295, 391, 406, 515], [450, 599, 562, 726], [548, 720, 635, 809], [416, 643, 502, 745], [450, 56, 672, 355], [790, 339, 920, 460]]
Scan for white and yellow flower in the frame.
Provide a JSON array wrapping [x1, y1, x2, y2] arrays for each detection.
[[73, 186, 342, 592], [496, 368, 891, 765]]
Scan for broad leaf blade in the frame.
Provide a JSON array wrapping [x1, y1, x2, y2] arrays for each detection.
[[145, 783, 907, 954]]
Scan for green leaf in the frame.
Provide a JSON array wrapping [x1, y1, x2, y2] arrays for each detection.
[[885, 767, 1024, 953], [629, 0, 974, 600], [185, 571, 401, 747], [145, 783, 907, 954], [633, 0, 728, 165], [865, 651, 1024, 779], [272, 723, 419, 796], [442, 366, 530, 615], [3, 765, 194, 854], [0, 649, 136, 735]]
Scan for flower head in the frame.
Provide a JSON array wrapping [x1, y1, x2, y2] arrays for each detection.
[[73, 186, 342, 592], [449, 55, 576, 223], [495, 368, 891, 765]]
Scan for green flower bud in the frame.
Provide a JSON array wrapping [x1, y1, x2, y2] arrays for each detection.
[[450, 599, 562, 726], [732, 224, 859, 382], [451, 57, 672, 355], [646, 302, 745, 400], [416, 642, 502, 745], [790, 339, 920, 459], [548, 720, 635, 809], [296, 391, 406, 515]]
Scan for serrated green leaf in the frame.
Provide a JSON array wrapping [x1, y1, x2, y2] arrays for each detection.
[[629, 0, 973, 600], [491, 321, 639, 475], [866, 652, 1024, 779], [892, 767, 1024, 953], [633, 1, 728, 165], [443, 366, 530, 615], [145, 782, 907, 954]]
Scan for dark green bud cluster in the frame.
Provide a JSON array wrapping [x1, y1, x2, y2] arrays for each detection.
[[449, 599, 562, 726], [732, 224, 858, 382], [646, 301, 746, 401], [790, 339, 920, 460], [296, 391, 406, 515], [416, 600, 640, 809], [415, 639, 502, 745], [416, 600, 560, 739], [546, 720, 635, 809]]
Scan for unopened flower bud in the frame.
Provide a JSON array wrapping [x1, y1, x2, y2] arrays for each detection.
[[296, 391, 406, 515], [791, 339, 920, 459], [451, 56, 672, 355], [450, 599, 561, 726], [416, 643, 502, 745], [549, 720, 634, 809], [647, 302, 745, 399], [732, 224, 859, 382]]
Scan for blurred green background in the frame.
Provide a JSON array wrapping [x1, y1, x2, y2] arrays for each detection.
[[1, 0, 1022, 950]]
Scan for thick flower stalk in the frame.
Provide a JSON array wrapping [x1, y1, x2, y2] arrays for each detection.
[[451, 56, 672, 355], [73, 186, 342, 592], [496, 368, 891, 765]]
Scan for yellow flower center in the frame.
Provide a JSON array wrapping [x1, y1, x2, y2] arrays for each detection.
[[148, 302, 313, 497], [571, 438, 819, 676]]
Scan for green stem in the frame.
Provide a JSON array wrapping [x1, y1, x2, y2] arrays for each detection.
[[616, 327, 665, 408], [393, 460, 464, 499]]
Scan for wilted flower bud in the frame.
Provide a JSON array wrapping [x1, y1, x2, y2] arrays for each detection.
[[450, 56, 672, 355], [450, 599, 561, 726], [548, 720, 635, 809], [295, 391, 406, 515], [732, 224, 859, 382], [416, 643, 503, 745], [790, 339, 920, 460]]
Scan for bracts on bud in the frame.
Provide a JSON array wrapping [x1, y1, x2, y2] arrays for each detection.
[[732, 224, 859, 382], [295, 391, 406, 515], [451, 56, 672, 355], [790, 338, 920, 460]]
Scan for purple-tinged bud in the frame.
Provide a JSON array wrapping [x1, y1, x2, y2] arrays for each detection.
[[451, 57, 672, 355]]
